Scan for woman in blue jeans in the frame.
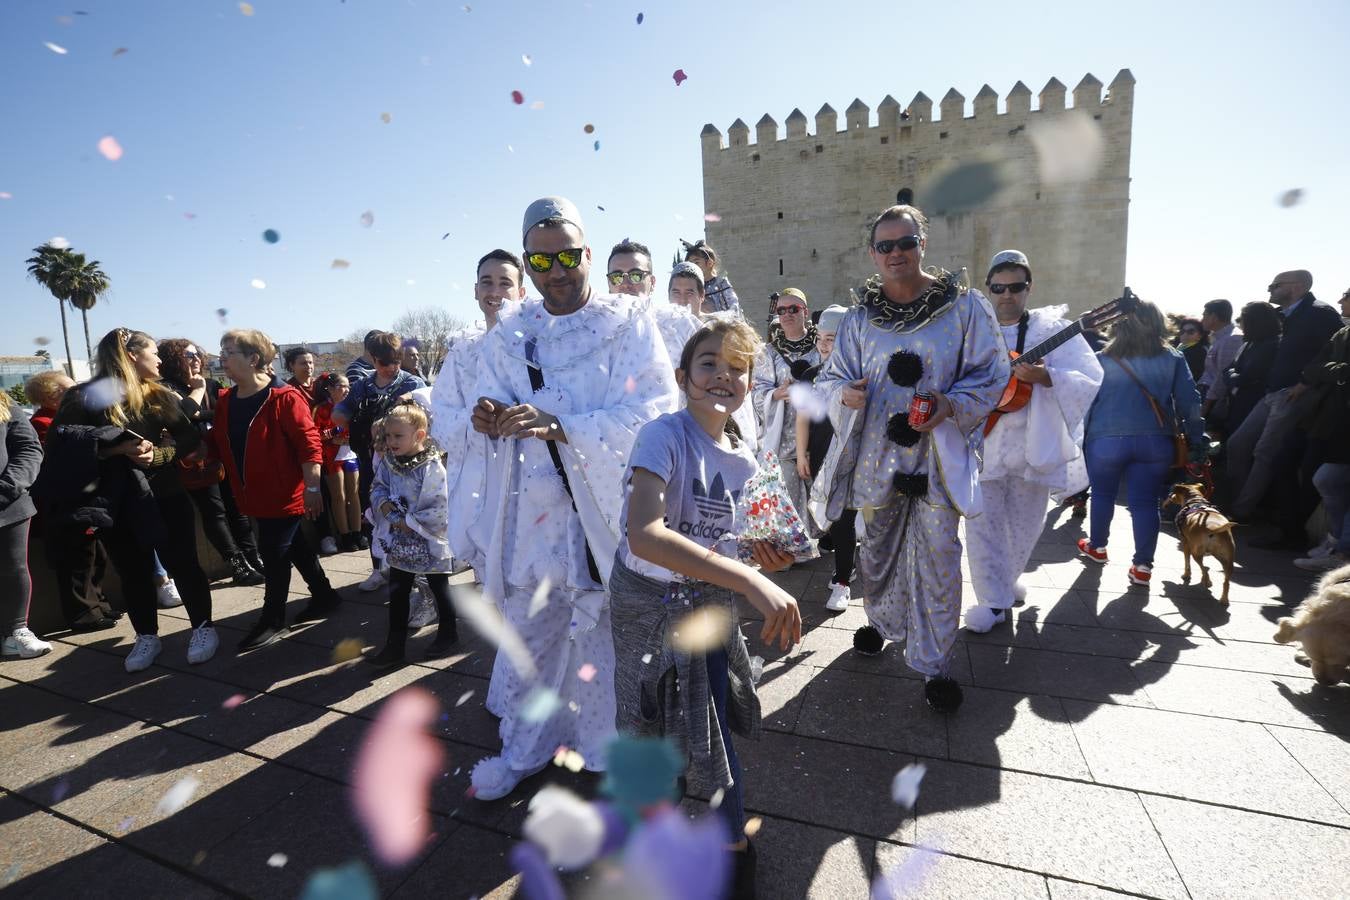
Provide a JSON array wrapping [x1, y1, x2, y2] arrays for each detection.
[[1080, 300, 1205, 587]]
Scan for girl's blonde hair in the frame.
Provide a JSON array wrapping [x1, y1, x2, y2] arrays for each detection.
[[383, 398, 429, 433], [0, 391, 11, 425], [1103, 299, 1169, 359], [222, 328, 277, 372], [25, 370, 74, 410], [677, 318, 762, 375], [94, 327, 177, 428]]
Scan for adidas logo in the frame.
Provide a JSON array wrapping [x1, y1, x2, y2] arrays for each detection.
[[692, 472, 740, 519]]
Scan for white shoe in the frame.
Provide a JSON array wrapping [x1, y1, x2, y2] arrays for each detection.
[[825, 582, 851, 612], [2, 627, 52, 659], [1294, 552, 1349, 572], [407, 583, 439, 628], [156, 579, 183, 608], [187, 624, 219, 665], [124, 634, 162, 672], [965, 605, 1008, 633], [358, 568, 387, 592], [470, 755, 529, 801], [319, 536, 339, 556], [1307, 536, 1337, 560]]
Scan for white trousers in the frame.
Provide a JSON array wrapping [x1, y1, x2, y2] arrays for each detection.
[[965, 477, 1051, 610]]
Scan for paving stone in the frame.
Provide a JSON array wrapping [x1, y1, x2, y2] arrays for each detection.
[[246, 709, 368, 783], [966, 644, 1154, 707], [874, 842, 1049, 898], [753, 654, 814, 733], [1046, 877, 1139, 898], [8, 834, 227, 898], [1134, 660, 1350, 733], [917, 761, 1187, 898], [948, 688, 1091, 780], [0, 791, 105, 887], [754, 816, 874, 898], [1141, 794, 1350, 900], [392, 822, 519, 899], [737, 731, 916, 843], [1264, 724, 1350, 815], [793, 668, 948, 758], [794, 624, 974, 684], [1149, 635, 1317, 680], [1062, 701, 1349, 825]]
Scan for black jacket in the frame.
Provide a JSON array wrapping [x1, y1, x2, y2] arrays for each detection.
[[0, 412, 43, 528], [1267, 293, 1344, 391]]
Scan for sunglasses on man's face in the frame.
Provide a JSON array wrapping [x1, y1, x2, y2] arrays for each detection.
[[988, 282, 1029, 295], [775, 304, 806, 315], [606, 269, 650, 286], [871, 235, 921, 255], [526, 248, 584, 273]]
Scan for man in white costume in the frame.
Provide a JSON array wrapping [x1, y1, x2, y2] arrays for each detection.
[[815, 205, 1008, 713], [464, 197, 677, 799], [963, 250, 1104, 633], [754, 288, 820, 524]]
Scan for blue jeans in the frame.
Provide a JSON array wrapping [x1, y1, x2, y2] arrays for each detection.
[[1085, 434, 1174, 566], [1314, 463, 1350, 554], [705, 646, 746, 840]]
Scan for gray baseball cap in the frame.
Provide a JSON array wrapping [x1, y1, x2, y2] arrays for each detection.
[[522, 196, 585, 241], [987, 249, 1031, 283], [817, 304, 849, 334]]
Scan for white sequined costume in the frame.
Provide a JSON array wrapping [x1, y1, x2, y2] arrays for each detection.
[[754, 338, 821, 535]]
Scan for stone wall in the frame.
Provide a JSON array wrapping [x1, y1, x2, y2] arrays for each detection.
[[700, 71, 1134, 325]]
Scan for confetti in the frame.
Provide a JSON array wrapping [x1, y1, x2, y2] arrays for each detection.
[[636, 12, 644, 23], [527, 576, 552, 619], [183, 212, 197, 220], [441, 232, 450, 239], [594, 140, 600, 151], [520, 686, 561, 722], [215, 308, 229, 322], [577, 662, 597, 682], [112, 47, 128, 56], [239, 2, 254, 15], [511, 90, 524, 105], [155, 776, 201, 817], [249, 278, 266, 290], [96, 135, 124, 161], [455, 690, 474, 707], [672, 68, 687, 86], [332, 638, 364, 664], [584, 123, 595, 134], [267, 853, 288, 868], [597, 205, 605, 211], [624, 375, 637, 394], [624, 810, 730, 898], [890, 762, 927, 808], [601, 735, 682, 817], [1028, 111, 1103, 185], [262, 228, 280, 244], [671, 606, 731, 654], [380, 111, 392, 124], [33, 336, 51, 346], [352, 687, 444, 865], [330, 258, 350, 270], [117, 816, 136, 832], [789, 381, 829, 422], [530, 100, 545, 110], [82, 377, 126, 411], [44, 42, 68, 55], [49, 236, 70, 250], [359, 210, 374, 228], [523, 786, 605, 870], [552, 746, 585, 772], [222, 693, 247, 710], [451, 585, 537, 679], [51, 777, 70, 804], [1278, 188, 1304, 208], [521, 54, 532, 66], [743, 816, 763, 837], [703, 213, 721, 222], [0, 192, 12, 200], [871, 844, 942, 899], [298, 861, 378, 900]]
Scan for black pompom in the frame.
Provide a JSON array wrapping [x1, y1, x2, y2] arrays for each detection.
[[924, 676, 964, 713], [886, 413, 922, 448], [853, 625, 884, 656], [887, 350, 923, 387], [789, 359, 818, 381], [892, 472, 929, 497]]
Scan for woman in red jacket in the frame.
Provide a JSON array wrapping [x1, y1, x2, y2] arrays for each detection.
[[211, 329, 340, 652]]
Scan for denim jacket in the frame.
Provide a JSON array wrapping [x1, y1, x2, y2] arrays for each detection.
[[1084, 348, 1204, 450]]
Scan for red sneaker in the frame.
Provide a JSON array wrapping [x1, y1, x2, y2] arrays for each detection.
[[1076, 538, 1107, 564], [1128, 564, 1152, 586]]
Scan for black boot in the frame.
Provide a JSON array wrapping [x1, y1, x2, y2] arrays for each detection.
[[244, 549, 266, 576], [229, 553, 265, 586]]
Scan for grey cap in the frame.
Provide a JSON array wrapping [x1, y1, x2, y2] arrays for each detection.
[[817, 304, 849, 334], [522, 196, 585, 241], [987, 249, 1031, 283], [669, 261, 704, 289]]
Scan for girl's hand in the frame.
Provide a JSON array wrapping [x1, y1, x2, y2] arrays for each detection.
[[745, 577, 802, 650], [125, 439, 155, 467], [796, 453, 811, 481], [750, 540, 795, 573], [772, 383, 791, 401]]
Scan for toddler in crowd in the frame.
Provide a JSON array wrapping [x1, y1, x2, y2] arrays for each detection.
[[314, 373, 364, 552], [609, 318, 802, 897], [366, 400, 457, 666]]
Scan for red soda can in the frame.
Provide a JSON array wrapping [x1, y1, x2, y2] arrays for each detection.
[[908, 391, 934, 427]]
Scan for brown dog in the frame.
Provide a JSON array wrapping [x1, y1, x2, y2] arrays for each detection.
[[1167, 482, 1236, 606], [1274, 563, 1350, 686]]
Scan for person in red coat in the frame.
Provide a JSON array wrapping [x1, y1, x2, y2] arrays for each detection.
[[211, 329, 340, 652]]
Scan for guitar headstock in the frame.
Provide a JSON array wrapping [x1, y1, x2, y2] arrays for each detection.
[[1080, 287, 1140, 331]]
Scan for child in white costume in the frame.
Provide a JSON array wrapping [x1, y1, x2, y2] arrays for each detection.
[[964, 251, 1103, 632]]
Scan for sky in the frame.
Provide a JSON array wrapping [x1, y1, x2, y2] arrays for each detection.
[[3, 0, 1348, 364]]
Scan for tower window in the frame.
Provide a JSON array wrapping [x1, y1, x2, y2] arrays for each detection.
[[880, 135, 889, 144], [777, 211, 783, 220], [815, 144, 823, 153], [778, 259, 784, 276], [752, 153, 760, 162]]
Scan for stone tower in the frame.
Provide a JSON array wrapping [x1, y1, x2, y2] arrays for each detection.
[[699, 70, 1135, 323]]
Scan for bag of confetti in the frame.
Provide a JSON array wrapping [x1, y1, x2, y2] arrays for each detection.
[[722, 451, 819, 565]]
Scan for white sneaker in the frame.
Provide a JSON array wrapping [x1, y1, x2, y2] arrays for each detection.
[[2, 628, 52, 659], [1307, 536, 1337, 560], [124, 634, 162, 672], [825, 582, 851, 612], [407, 582, 439, 628], [187, 624, 219, 665], [319, 536, 339, 556], [156, 579, 183, 608], [964, 604, 1008, 634], [358, 568, 387, 593], [1294, 552, 1349, 573]]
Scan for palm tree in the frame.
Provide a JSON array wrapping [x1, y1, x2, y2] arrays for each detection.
[[25, 243, 111, 375]]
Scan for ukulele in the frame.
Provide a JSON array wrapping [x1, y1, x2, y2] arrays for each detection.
[[984, 288, 1138, 435]]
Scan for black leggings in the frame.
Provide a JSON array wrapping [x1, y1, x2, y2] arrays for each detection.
[[385, 568, 456, 648], [146, 492, 214, 631], [830, 509, 857, 586], [255, 515, 335, 626], [1, 519, 32, 634], [188, 482, 257, 559], [357, 451, 376, 564]]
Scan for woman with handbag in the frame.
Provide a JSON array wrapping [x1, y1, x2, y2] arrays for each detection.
[[159, 339, 265, 586], [1078, 300, 1205, 587]]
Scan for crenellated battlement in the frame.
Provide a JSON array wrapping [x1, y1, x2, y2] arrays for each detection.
[[700, 70, 1134, 154]]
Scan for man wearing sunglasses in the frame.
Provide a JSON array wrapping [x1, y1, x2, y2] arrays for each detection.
[[813, 204, 1008, 713], [753, 287, 820, 535], [964, 250, 1102, 634], [461, 196, 677, 801]]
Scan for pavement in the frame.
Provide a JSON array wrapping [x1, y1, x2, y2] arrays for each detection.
[[2, 501, 1349, 899]]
